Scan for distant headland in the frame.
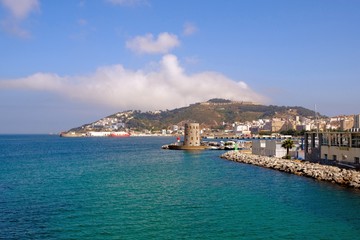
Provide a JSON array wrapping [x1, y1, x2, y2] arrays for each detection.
[[60, 98, 327, 137]]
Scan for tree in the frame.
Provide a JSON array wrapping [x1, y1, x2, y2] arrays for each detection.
[[281, 139, 295, 159]]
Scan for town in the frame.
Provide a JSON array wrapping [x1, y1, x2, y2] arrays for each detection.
[[61, 101, 360, 169], [62, 109, 360, 139]]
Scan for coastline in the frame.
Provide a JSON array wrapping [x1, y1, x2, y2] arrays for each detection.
[[221, 151, 360, 188]]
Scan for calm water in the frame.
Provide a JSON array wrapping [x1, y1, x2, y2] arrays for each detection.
[[1, 135, 360, 239]]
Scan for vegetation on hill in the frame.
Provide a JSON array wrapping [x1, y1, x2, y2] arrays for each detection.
[[68, 99, 322, 133]]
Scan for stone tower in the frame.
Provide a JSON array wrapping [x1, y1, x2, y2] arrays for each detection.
[[184, 123, 200, 147]]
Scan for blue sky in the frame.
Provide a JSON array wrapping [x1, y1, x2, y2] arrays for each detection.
[[0, 0, 359, 133]]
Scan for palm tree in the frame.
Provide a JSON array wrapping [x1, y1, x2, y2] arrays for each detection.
[[281, 139, 294, 159]]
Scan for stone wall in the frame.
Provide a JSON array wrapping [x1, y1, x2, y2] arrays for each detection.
[[221, 151, 360, 188]]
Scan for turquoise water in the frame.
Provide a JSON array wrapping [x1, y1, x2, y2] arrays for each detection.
[[1, 135, 360, 239]]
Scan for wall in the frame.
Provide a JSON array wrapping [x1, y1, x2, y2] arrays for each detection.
[[321, 146, 360, 164]]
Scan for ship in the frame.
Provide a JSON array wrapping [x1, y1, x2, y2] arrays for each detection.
[[108, 131, 131, 137]]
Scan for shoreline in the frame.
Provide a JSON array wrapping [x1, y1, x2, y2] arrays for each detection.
[[221, 151, 360, 188]]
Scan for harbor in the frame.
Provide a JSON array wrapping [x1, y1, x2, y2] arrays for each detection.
[[161, 122, 252, 151]]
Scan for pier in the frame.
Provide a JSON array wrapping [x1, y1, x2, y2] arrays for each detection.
[[202, 135, 293, 140], [221, 151, 360, 188]]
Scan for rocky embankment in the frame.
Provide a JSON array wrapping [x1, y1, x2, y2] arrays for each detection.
[[221, 151, 360, 188]]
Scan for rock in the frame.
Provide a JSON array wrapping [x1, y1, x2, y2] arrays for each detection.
[[221, 151, 360, 189]]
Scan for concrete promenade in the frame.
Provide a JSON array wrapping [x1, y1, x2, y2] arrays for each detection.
[[221, 151, 360, 188]]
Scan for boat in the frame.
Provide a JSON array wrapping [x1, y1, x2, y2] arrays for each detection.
[[206, 141, 225, 150], [108, 131, 131, 137], [224, 140, 236, 150]]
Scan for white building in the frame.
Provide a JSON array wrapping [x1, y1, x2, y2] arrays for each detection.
[[252, 140, 297, 158], [233, 123, 251, 136]]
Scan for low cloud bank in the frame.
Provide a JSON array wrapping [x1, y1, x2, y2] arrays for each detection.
[[0, 54, 267, 111]]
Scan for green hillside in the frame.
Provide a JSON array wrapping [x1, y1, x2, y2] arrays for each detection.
[[68, 99, 321, 132]]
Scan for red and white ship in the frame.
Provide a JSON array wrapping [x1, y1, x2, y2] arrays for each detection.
[[109, 131, 131, 137]]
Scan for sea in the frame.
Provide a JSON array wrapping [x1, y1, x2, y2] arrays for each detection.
[[1, 135, 360, 240]]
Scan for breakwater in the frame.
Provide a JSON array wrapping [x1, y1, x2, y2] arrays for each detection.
[[221, 151, 360, 188]]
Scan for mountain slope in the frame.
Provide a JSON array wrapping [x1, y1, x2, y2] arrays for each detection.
[[68, 99, 320, 132]]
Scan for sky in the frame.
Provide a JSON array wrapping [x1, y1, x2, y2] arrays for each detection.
[[0, 0, 359, 133]]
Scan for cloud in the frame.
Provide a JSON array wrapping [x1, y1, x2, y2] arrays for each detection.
[[0, 0, 40, 38], [1, 0, 39, 19], [183, 22, 197, 36], [0, 54, 267, 111], [126, 32, 180, 54], [0, 20, 30, 38], [77, 18, 87, 26], [106, 0, 148, 6], [78, 1, 86, 7], [184, 56, 200, 65], [69, 18, 95, 40]]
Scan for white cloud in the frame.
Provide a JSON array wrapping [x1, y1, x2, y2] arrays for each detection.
[[0, 0, 39, 38], [106, 0, 148, 6], [126, 32, 180, 54], [0, 54, 267, 111], [183, 22, 197, 36], [0, 0, 39, 20]]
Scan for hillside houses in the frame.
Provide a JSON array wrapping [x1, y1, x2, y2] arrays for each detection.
[[64, 98, 359, 138]]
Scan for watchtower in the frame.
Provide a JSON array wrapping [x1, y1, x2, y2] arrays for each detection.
[[184, 123, 200, 147]]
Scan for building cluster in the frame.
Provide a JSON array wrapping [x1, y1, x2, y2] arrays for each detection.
[[205, 114, 360, 137], [83, 113, 360, 138], [249, 114, 360, 168], [163, 117, 306, 136], [196, 117, 314, 138], [232, 116, 307, 135], [78, 111, 132, 132], [66, 106, 360, 168], [305, 115, 360, 169]]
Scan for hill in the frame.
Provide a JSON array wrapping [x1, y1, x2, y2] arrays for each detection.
[[67, 99, 321, 133]]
